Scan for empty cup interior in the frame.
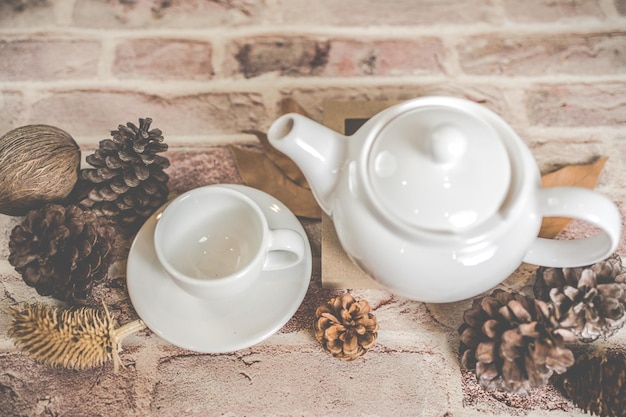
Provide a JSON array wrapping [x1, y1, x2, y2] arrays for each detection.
[[158, 191, 264, 280]]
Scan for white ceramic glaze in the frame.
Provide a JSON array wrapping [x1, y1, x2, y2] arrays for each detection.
[[126, 184, 312, 353], [154, 185, 305, 300], [267, 96, 622, 303]]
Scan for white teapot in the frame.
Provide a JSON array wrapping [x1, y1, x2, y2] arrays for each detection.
[[267, 96, 622, 302]]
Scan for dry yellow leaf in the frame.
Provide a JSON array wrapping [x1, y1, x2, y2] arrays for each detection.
[[538, 157, 608, 238]]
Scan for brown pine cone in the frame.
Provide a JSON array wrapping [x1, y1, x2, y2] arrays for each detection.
[[459, 289, 575, 394], [534, 254, 626, 342], [553, 348, 625, 417], [77, 117, 169, 235], [8, 204, 116, 303], [314, 293, 378, 361]]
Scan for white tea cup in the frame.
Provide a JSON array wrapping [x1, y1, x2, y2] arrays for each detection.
[[154, 185, 305, 300]]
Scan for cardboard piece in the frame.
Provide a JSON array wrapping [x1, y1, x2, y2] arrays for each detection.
[[321, 100, 400, 289]]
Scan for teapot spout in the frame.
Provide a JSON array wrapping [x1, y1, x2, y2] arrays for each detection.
[[268, 113, 347, 215]]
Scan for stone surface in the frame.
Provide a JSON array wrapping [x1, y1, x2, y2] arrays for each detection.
[[322, 38, 447, 77], [526, 83, 626, 127], [72, 0, 262, 29], [27, 91, 266, 140], [0, 92, 24, 135], [151, 346, 458, 416], [0, 39, 101, 81], [0, 1, 60, 29], [502, 0, 606, 22], [113, 39, 214, 80], [229, 37, 331, 79], [458, 32, 626, 76], [1, 0, 625, 415], [278, 0, 502, 26], [228, 37, 448, 78], [2, 145, 625, 416]]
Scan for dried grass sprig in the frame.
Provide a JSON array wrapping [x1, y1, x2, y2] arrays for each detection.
[[7, 302, 145, 373]]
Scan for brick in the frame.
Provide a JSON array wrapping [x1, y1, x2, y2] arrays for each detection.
[[152, 347, 457, 416], [277, 0, 501, 26], [228, 36, 447, 78], [502, 0, 606, 22], [323, 38, 447, 76], [229, 37, 331, 78], [113, 39, 214, 80], [0, 352, 140, 417], [0, 40, 101, 81], [459, 32, 626, 76], [72, 0, 262, 29], [27, 90, 266, 141], [0, 91, 24, 135], [0, 1, 56, 28], [527, 83, 626, 127], [167, 149, 243, 196]]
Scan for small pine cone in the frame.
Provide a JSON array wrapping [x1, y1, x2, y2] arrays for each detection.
[[553, 348, 625, 417], [78, 117, 169, 234], [314, 293, 379, 361], [8, 204, 116, 303], [458, 289, 575, 394], [534, 254, 626, 342]]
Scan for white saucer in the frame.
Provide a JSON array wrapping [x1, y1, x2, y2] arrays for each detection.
[[126, 184, 312, 353]]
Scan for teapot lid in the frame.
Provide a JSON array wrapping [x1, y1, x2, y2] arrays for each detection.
[[366, 103, 511, 233]]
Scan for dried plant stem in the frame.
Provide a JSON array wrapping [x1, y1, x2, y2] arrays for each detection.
[[7, 302, 145, 373], [109, 318, 147, 373]]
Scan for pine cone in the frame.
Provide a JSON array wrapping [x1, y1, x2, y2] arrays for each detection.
[[314, 293, 379, 361], [458, 289, 575, 394], [77, 117, 169, 234], [8, 204, 116, 303], [534, 255, 626, 342], [553, 348, 625, 417]]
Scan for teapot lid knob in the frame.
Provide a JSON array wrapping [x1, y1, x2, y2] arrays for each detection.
[[429, 124, 467, 165]]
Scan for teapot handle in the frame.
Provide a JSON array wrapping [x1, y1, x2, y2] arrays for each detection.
[[523, 187, 622, 267]]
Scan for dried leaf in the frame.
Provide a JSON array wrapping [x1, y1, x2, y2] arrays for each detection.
[[242, 130, 309, 188], [229, 145, 321, 219], [280, 97, 312, 117], [233, 99, 321, 219], [538, 157, 608, 238]]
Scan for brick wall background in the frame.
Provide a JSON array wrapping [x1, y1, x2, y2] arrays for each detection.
[[1, 0, 625, 162]]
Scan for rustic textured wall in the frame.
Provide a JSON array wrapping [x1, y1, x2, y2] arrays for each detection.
[[0, 0, 624, 148], [1, 1, 626, 416]]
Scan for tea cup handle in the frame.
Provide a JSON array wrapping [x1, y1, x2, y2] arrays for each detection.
[[523, 187, 622, 267], [263, 228, 305, 271]]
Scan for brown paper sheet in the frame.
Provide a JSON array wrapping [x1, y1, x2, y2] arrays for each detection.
[[321, 100, 400, 289]]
